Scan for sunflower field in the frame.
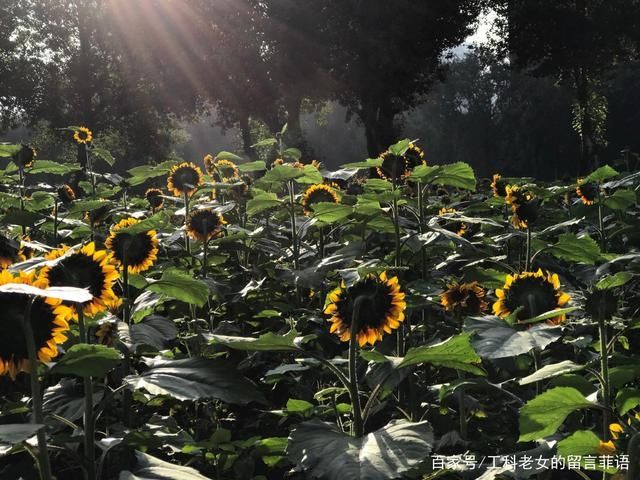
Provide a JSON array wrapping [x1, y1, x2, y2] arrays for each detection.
[[0, 129, 639, 480]]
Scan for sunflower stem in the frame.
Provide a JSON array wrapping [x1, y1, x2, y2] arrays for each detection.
[[318, 226, 325, 259], [288, 180, 299, 270], [22, 297, 53, 480], [532, 349, 542, 396], [348, 300, 364, 438], [597, 189, 607, 252], [597, 314, 611, 441], [18, 165, 26, 236], [77, 308, 96, 480], [183, 191, 191, 262], [202, 239, 209, 278], [457, 371, 468, 441], [525, 226, 532, 271], [122, 257, 130, 325], [53, 201, 59, 246], [84, 144, 96, 196]]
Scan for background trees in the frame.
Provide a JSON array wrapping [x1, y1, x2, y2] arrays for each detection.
[[1, 0, 640, 176]]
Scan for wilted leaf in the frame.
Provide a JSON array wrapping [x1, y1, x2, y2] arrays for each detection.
[[518, 361, 585, 385]]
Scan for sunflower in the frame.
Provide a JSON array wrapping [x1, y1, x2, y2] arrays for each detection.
[[511, 198, 540, 229], [0, 270, 72, 379], [376, 143, 426, 182], [145, 188, 164, 211], [105, 218, 159, 274], [167, 162, 204, 197], [491, 174, 508, 197], [95, 319, 118, 346], [301, 184, 341, 216], [73, 126, 93, 144], [441, 282, 488, 316], [324, 272, 406, 347], [576, 178, 598, 206], [186, 208, 227, 242], [58, 184, 76, 204], [438, 207, 467, 236], [39, 243, 119, 317], [13, 144, 36, 169], [0, 235, 25, 270], [85, 203, 112, 227], [505, 185, 529, 209], [205, 156, 240, 183], [493, 269, 570, 325]]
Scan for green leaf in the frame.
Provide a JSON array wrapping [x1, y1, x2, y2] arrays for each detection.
[[286, 398, 315, 415], [294, 165, 323, 185], [518, 387, 595, 442], [604, 189, 636, 210], [117, 211, 171, 235], [615, 388, 640, 415], [311, 203, 352, 224], [237, 160, 266, 173], [340, 158, 383, 169], [1, 208, 42, 227], [398, 334, 484, 375], [247, 189, 281, 215], [52, 344, 122, 377], [148, 269, 210, 307], [0, 424, 44, 452], [29, 160, 80, 175], [518, 361, 585, 385], [251, 137, 278, 148], [557, 430, 602, 458], [215, 151, 243, 162], [260, 165, 304, 184], [124, 356, 267, 404], [288, 420, 433, 480], [43, 378, 104, 424], [283, 147, 302, 161], [119, 451, 211, 480], [549, 233, 602, 265], [462, 267, 508, 289], [91, 148, 115, 166], [364, 178, 393, 191], [409, 162, 476, 191], [207, 330, 313, 352], [387, 139, 411, 156], [597, 272, 633, 290], [585, 165, 618, 183], [0, 143, 21, 158]]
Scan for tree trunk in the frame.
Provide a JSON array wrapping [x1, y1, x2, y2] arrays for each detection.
[[238, 114, 256, 160], [361, 99, 397, 158], [284, 94, 304, 148], [76, 1, 94, 127]]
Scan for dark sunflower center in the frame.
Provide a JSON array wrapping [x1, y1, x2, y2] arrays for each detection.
[[515, 200, 539, 224], [307, 189, 336, 206], [404, 148, 423, 169], [0, 239, 20, 262], [146, 190, 163, 208], [494, 180, 507, 197], [110, 232, 153, 266], [174, 167, 200, 189], [0, 293, 57, 362], [380, 154, 407, 180], [503, 277, 558, 320], [46, 253, 105, 299], [189, 211, 221, 236], [579, 182, 598, 201], [335, 278, 393, 331]]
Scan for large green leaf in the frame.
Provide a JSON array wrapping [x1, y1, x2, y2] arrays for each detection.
[[596, 272, 633, 290], [0, 143, 21, 157], [0, 424, 44, 454], [519, 387, 595, 442], [548, 233, 602, 265], [585, 165, 618, 183], [398, 333, 484, 375], [604, 189, 636, 210], [557, 430, 602, 458], [237, 160, 266, 173], [147, 269, 210, 307], [215, 151, 243, 162], [1, 208, 42, 227], [207, 330, 313, 352], [340, 158, 383, 169], [117, 211, 171, 235], [124, 357, 267, 404], [119, 451, 210, 480], [409, 162, 476, 191], [118, 316, 178, 351], [247, 189, 281, 215], [29, 160, 80, 175], [295, 165, 323, 185], [616, 388, 640, 415], [465, 316, 562, 360], [42, 379, 104, 424], [91, 148, 115, 166], [52, 344, 122, 377], [288, 419, 433, 480], [311, 203, 353, 224]]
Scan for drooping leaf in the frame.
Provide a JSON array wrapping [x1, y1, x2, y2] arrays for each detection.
[[124, 356, 267, 404], [340, 158, 383, 169], [0, 143, 21, 158], [398, 334, 484, 375], [215, 151, 243, 162], [52, 344, 121, 377], [409, 162, 476, 191], [311, 203, 353, 224], [119, 451, 211, 480], [29, 160, 80, 175], [519, 387, 595, 442], [92, 148, 116, 166], [557, 430, 602, 458], [0, 283, 93, 303], [518, 361, 585, 385], [206, 330, 313, 352], [147, 269, 210, 307], [117, 211, 171, 235], [548, 233, 602, 265], [119, 316, 178, 351], [42, 378, 104, 424], [0, 424, 43, 453], [288, 419, 433, 480], [237, 160, 266, 173], [604, 189, 636, 211], [247, 189, 281, 215], [615, 388, 640, 415], [585, 165, 618, 183], [294, 165, 323, 185]]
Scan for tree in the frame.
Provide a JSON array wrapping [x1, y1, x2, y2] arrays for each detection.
[[316, 0, 485, 156], [493, 0, 640, 173]]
